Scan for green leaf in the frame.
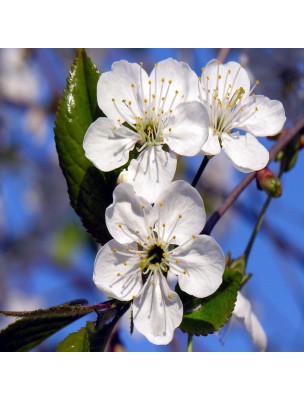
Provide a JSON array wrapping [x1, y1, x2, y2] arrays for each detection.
[[178, 268, 242, 336], [56, 322, 92, 352], [0, 299, 93, 352], [89, 302, 130, 352], [54, 49, 118, 245]]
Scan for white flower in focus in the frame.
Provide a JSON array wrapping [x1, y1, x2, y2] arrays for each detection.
[[233, 291, 267, 351], [83, 59, 209, 202], [93, 181, 225, 345], [198, 59, 286, 172]]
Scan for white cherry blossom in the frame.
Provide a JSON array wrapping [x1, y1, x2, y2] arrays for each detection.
[[233, 291, 267, 351], [83, 59, 209, 202], [93, 181, 225, 345], [198, 59, 286, 172]]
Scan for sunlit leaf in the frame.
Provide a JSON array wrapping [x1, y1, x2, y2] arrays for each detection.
[[0, 299, 92, 352], [54, 49, 118, 245], [178, 269, 242, 336]]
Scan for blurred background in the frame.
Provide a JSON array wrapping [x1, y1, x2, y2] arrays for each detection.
[[0, 48, 303, 352]]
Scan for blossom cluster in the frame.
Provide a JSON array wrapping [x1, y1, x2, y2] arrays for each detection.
[[83, 58, 285, 346]]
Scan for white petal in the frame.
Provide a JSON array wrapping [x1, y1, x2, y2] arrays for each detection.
[[236, 95, 286, 136], [149, 58, 200, 113], [201, 60, 250, 103], [154, 180, 206, 245], [106, 183, 155, 244], [133, 272, 183, 345], [221, 132, 269, 173], [201, 127, 221, 155], [97, 60, 148, 123], [233, 292, 267, 351], [83, 118, 137, 171], [170, 235, 225, 298], [163, 102, 209, 156], [125, 146, 177, 203], [93, 240, 143, 301]]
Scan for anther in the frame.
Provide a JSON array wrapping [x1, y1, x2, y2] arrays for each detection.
[[192, 234, 196, 239], [113, 248, 117, 253], [112, 98, 115, 102], [117, 273, 121, 277], [183, 270, 187, 275], [168, 294, 172, 299], [148, 80, 152, 85], [178, 214, 182, 219], [159, 202, 164, 206], [168, 80, 172, 84], [123, 262, 127, 266], [131, 83, 135, 88], [132, 295, 136, 299], [256, 80, 260, 85], [161, 78, 165, 83], [162, 223, 165, 227], [218, 75, 222, 79], [118, 224, 122, 228], [126, 246, 130, 251]]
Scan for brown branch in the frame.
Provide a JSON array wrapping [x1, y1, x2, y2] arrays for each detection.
[[217, 48, 230, 63], [203, 118, 304, 235]]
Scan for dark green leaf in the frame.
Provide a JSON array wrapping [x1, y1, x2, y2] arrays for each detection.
[[178, 269, 242, 336], [56, 322, 93, 352], [89, 302, 130, 352], [54, 49, 118, 245], [0, 299, 93, 352]]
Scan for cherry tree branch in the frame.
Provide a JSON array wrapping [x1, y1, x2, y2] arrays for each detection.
[[202, 118, 304, 235]]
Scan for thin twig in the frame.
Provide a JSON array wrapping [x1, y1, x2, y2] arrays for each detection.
[[217, 48, 230, 63], [243, 195, 272, 262]]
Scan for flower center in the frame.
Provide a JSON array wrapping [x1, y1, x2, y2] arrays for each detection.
[[111, 63, 183, 152], [147, 244, 165, 265]]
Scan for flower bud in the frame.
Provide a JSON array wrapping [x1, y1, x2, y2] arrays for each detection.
[[299, 134, 304, 150], [116, 169, 128, 185], [256, 168, 282, 198]]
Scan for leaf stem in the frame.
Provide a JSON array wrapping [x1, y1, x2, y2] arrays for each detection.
[[187, 334, 193, 352], [191, 156, 210, 187], [244, 195, 272, 263]]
